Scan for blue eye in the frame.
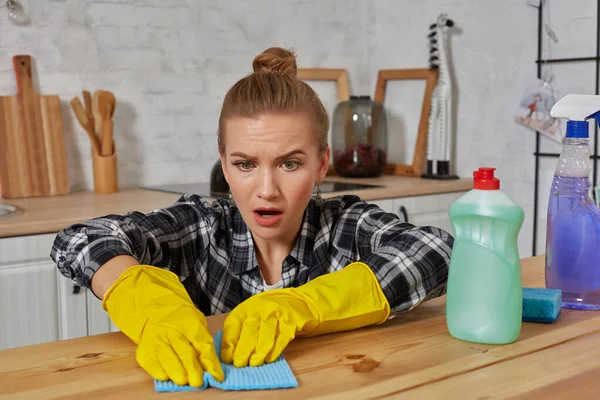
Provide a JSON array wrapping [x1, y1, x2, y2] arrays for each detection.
[[282, 160, 301, 170], [234, 161, 253, 171]]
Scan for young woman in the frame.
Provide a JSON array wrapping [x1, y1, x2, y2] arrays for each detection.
[[50, 47, 453, 388]]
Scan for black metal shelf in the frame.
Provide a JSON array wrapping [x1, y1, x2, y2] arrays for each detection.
[[531, 0, 600, 256], [536, 56, 600, 64], [533, 152, 600, 158]]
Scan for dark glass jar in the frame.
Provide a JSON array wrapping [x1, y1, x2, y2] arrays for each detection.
[[331, 95, 387, 177]]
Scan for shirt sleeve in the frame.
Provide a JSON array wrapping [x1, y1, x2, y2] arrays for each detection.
[[353, 202, 453, 315], [49, 194, 218, 289]]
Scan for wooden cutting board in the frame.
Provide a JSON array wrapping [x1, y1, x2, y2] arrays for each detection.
[[0, 55, 69, 199]]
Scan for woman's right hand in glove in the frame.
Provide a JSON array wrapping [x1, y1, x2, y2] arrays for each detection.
[[101, 263, 224, 387]]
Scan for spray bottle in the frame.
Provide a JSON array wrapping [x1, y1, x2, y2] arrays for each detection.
[[546, 94, 600, 310]]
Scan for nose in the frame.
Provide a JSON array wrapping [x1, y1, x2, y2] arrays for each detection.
[[257, 168, 280, 201]]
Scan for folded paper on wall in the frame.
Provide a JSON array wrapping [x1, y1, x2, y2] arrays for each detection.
[[514, 77, 563, 143]]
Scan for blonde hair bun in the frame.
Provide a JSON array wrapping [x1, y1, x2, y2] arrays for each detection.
[[252, 47, 297, 76]]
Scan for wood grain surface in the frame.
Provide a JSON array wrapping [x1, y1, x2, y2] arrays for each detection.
[[0, 188, 181, 238], [1, 256, 598, 399]]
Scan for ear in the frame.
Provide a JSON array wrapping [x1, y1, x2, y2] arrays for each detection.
[[317, 147, 331, 182]]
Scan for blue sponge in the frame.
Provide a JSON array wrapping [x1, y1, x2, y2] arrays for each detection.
[[522, 287, 562, 323], [154, 330, 298, 392]]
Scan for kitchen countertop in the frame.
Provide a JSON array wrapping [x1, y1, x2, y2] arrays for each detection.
[[1, 256, 597, 399], [0, 175, 471, 238]]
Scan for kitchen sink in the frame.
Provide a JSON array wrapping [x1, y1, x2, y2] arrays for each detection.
[[0, 204, 23, 220], [143, 181, 384, 199]]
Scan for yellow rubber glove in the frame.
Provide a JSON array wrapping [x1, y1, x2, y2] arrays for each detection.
[[102, 265, 224, 386], [221, 262, 390, 368]]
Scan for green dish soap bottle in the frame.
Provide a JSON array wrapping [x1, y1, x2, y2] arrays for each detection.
[[446, 167, 525, 344]]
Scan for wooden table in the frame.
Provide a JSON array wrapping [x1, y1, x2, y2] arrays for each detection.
[[1, 255, 599, 399]]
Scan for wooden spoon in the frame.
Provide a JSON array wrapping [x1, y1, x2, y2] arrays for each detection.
[[70, 96, 100, 155], [98, 91, 116, 156], [103, 90, 116, 117], [92, 90, 103, 142]]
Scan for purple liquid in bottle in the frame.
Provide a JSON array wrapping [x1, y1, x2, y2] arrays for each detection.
[[545, 175, 600, 310], [545, 131, 600, 310]]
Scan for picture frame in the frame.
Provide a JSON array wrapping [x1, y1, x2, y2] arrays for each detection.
[[297, 68, 351, 176], [373, 68, 439, 177], [297, 68, 350, 102]]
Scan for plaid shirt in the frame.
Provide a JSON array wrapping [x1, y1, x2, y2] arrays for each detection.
[[50, 194, 453, 316]]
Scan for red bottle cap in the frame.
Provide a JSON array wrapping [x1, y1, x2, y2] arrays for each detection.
[[473, 167, 500, 190]]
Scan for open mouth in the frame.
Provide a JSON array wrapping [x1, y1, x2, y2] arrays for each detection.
[[253, 208, 284, 226], [255, 209, 282, 217]]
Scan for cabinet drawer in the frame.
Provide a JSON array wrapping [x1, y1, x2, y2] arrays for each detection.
[[391, 192, 466, 232], [368, 199, 394, 214], [392, 192, 465, 216], [0, 233, 57, 265], [411, 211, 454, 235]]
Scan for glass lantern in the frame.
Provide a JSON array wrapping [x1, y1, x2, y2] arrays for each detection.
[[331, 95, 387, 178]]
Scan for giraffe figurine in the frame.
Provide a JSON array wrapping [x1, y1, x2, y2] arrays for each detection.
[[423, 13, 458, 180]]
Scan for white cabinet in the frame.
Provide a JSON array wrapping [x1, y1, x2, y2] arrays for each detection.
[[56, 269, 87, 341], [86, 289, 120, 335], [0, 260, 60, 350], [392, 191, 465, 234], [0, 232, 121, 351], [0, 233, 102, 350], [368, 199, 394, 214], [370, 191, 466, 234]]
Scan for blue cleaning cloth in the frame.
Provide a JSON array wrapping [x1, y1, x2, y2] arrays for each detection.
[[522, 287, 562, 323], [154, 330, 298, 392]]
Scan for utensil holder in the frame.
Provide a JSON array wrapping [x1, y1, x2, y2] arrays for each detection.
[[92, 142, 118, 194]]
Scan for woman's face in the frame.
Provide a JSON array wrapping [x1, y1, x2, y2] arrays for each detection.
[[220, 112, 330, 242]]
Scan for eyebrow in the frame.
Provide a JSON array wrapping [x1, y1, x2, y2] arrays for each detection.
[[229, 150, 307, 163]]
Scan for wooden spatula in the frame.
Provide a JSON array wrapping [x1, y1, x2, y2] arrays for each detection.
[[70, 96, 100, 155], [98, 91, 116, 156], [82, 90, 92, 115], [92, 90, 103, 142]]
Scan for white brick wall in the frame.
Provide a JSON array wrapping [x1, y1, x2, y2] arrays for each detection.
[[368, 0, 598, 257], [0, 0, 370, 192], [0, 0, 596, 256]]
